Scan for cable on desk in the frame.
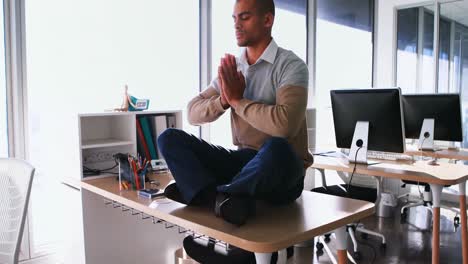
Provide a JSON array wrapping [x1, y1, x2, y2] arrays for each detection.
[[347, 146, 362, 192], [420, 137, 426, 160], [83, 165, 119, 176], [83, 159, 119, 176]]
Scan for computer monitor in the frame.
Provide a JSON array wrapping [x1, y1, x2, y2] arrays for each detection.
[[331, 88, 406, 163], [402, 94, 462, 150]]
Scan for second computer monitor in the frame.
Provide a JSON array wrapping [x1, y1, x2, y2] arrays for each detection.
[[331, 88, 406, 162], [402, 94, 462, 148]]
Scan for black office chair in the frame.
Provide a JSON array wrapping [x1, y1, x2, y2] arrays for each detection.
[[399, 180, 460, 226], [311, 169, 386, 260]]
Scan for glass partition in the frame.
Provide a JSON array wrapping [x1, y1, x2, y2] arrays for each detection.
[[440, 1, 468, 147], [315, 0, 374, 149], [396, 4, 436, 94]]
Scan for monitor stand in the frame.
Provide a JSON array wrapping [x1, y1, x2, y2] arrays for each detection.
[[418, 118, 436, 151], [348, 121, 369, 164], [448, 141, 459, 150]]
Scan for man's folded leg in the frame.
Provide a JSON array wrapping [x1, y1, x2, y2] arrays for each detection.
[[163, 182, 187, 204], [214, 137, 304, 225], [158, 128, 256, 205], [164, 182, 217, 207], [164, 182, 254, 225]]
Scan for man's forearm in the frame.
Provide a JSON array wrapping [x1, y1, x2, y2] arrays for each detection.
[[232, 86, 308, 138], [187, 87, 226, 125]]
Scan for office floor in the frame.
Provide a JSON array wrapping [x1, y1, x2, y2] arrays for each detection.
[[290, 203, 463, 264]]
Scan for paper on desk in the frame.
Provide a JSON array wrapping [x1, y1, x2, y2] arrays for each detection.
[[149, 198, 171, 209]]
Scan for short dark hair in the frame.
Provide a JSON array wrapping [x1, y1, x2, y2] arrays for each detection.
[[257, 0, 275, 16], [237, 0, 275, 16], [256, 0, 275, 16]]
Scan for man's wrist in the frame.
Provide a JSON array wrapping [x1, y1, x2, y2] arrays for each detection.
[[221, 101, 230, 109], [217, 97, 229, 111], [230, 99, 241, 109]]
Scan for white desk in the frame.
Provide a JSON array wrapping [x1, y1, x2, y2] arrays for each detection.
[[80, 172, 374, 264], [312, 156, 468, 264]]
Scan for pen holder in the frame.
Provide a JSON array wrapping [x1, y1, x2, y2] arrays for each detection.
[[115, 153, 148, 191], [132, 167, 147, 190]]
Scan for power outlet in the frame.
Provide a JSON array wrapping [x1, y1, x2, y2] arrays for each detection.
[[84, 151, 116, 164], [83, 153, 98, 163], [97, 152, 114, 162]]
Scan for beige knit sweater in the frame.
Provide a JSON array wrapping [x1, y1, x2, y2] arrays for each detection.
[[187, 85, 313, 167]]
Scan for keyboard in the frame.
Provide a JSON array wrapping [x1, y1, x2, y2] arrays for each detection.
[[341, 149, 413, 161]]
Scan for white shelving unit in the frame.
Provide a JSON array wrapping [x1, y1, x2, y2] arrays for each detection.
[[81, 139, 135, 149], [77, 110, 182, 181]]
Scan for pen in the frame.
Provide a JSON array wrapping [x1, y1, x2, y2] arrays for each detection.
[[132, 159, 140, 189], [142, 161, 149, 172]]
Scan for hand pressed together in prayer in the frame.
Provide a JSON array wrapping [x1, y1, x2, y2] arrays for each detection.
[[218, 53, 245, 109]]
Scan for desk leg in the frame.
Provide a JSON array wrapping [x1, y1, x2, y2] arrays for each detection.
[[255, 253, 271, 264], [459, 182, 468, 264], [334, 226, 347, 264], [373, 176, 386, 217], [277, 249, 287, 264], [317, 168, 328, 187], [430, 184, 443, 264], [255, 249, 286, 264]]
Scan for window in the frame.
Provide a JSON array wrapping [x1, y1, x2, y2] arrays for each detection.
[[0, 1, 6, 158], [438, 17, 451, 92], [396, 6, 436, 94], [396, 8, 419, 93], [397, 2, 468, 147], [395, 5, 455, 94], [395, 2, 468, 202], [25, 0, 199, 255], [421, 11, 435, 93], [315, 0, 374, 149], [451, 23, 468, 98], [210, 0, 307, 148], [440, 1, 468, 147]]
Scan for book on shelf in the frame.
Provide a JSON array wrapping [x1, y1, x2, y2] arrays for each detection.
[[136, 119, 152, 161], [139, 117, 158, 160], [151, 115, 168, 159]]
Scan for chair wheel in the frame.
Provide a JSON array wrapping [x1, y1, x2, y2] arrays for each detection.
[[454, 216, 460, 225], [353, 251, 362, 260], [360, 233, 368, 240], [324, 234, 331, 243], [316, 242, 324, 250]]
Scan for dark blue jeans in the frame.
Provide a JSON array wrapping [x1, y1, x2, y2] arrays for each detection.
[[157, 128, 304, 205]]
